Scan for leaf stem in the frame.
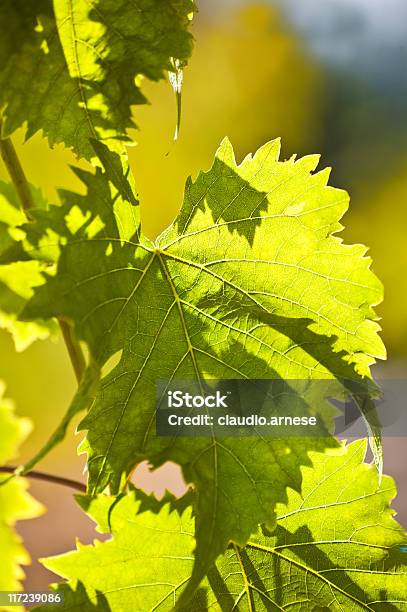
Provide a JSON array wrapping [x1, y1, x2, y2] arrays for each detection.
[[0, 123, 86, 382], [0, 121, 35, 215], [0, 466, 86, 493], [59, 318, 86, 383]]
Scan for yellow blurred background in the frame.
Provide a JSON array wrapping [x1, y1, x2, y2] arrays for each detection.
[[0, 1, 406, 589]]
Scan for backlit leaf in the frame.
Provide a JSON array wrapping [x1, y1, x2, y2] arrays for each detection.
[[38, 442, 407, 610], [0, 0, 194, 159], [0, 383, 43, 605], [0, 181, 56, 350], [21, 139, 384, 592]]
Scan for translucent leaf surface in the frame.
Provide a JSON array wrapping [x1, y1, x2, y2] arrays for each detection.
[[38, 443, 407, 610], [0, 0, 194, 159], [0, 181, 56, 350], [0, 383, 43, 605], [21, 139, 385, 591]]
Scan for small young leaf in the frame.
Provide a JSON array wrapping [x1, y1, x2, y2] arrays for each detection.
[[0, 181, 56, 350], [0, 383, 43, 601], [38, 490, 196, 611]]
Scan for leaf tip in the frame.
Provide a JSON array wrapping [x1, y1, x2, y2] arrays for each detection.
[[216, 136, 236, 167]]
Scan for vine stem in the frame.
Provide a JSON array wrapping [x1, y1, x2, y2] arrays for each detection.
[[0, 121, 86, 383], [59, 318, 86, 383], [0, 466, 86, 493], [0, 122, 35, 215]]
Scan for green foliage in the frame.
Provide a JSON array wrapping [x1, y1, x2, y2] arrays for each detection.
[[131, 3, 325, 238], [0, 2, 404, 609], [0, 181, 56, 350], [37, 442, 407, 610], [0, 0, 194, 160], [211, 440, 407, 610], [15, 138, 384, 593], [38, 491, 196, 611], [0, 383, 43, 604]]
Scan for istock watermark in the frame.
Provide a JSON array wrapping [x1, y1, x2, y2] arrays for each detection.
[[156, 378, 407, 438], [167, 390, 230, 408]]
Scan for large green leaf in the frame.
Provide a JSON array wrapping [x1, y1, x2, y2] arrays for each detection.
[[21, 139, 384, 592], [0, 181, 56, 350], [38, 442, 407, 610], [0, 0, 194, 159], [0, 383, 43, 603]]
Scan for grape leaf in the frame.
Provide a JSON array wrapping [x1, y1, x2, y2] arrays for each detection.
[[0, 383, 43, 603], [37, 442, 407, 610], [36, 490, 196, 611], [0, 1, 83, 153], [21, 139, 384, 594], [0, 0, 194, 159], [209, 440, 407, 611], [0, 181, 56, 350]]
